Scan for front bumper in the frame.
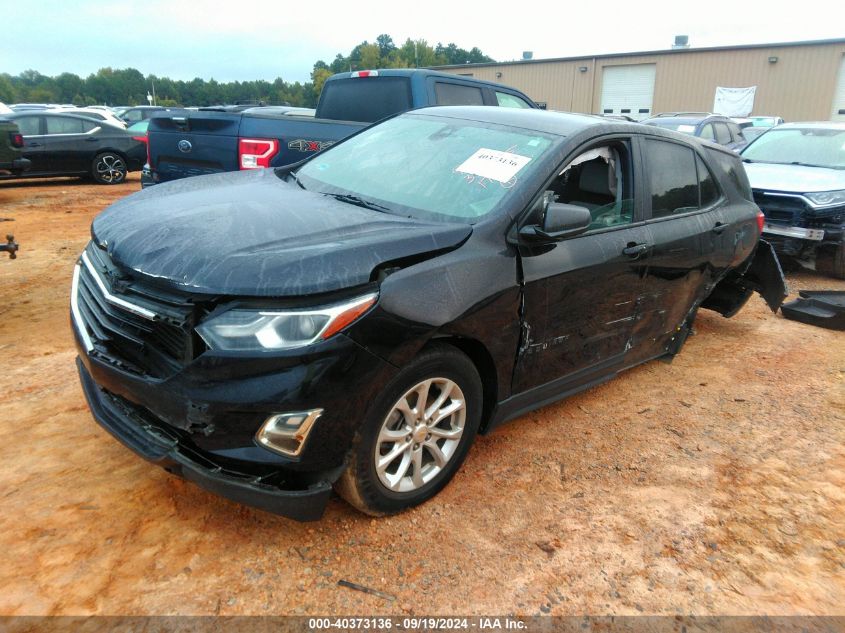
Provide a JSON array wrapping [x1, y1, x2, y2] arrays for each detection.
[[77, 359, 332, 521]]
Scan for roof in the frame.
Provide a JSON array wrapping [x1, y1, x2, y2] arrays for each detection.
[[325, 68, 534, 93], [407, 106, 627, 136], [431, 37, 845, 70]]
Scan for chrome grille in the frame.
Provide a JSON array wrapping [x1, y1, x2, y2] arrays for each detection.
[[72, 244, 196, 378]]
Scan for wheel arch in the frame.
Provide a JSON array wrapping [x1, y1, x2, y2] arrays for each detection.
[[427, 335, 498, 434]]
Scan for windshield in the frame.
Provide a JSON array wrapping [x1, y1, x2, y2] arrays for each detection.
[[741, 127, 845, 169], [294, 114, 556, 223]]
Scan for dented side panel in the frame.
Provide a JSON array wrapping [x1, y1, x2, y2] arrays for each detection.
[[701, 239, 787, 317]]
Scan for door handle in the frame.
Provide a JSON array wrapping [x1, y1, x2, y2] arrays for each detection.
[[85, 136, 98, 142], [623, 243, 649, 257], [28, 142, 42, 147], [712, 222, 727, 234]]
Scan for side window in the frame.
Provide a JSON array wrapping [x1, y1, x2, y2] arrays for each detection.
[[699, 123, 715, 141], [496, 92, 533, 108], [714, 123, 732, 145], [727, 122, 743, 141], [706, 147, 754, 202], [15, 116, 40, 136], [434, 82, 485, 106], [696, 153, 720, 207], [645, 139, 699, 218], [45, 116, 84, 134], [80, 120, 99, 133], [123, 109, 142, 123], [549, 141, 634, 230]]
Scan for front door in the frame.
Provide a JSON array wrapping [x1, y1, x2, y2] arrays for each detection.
[[513, 138, 650, 394]]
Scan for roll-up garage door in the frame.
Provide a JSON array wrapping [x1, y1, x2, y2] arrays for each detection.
[[832, 55, 845, 121], [600, 64, 656, 121]]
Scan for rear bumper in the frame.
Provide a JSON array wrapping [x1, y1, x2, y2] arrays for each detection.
[[77, 358, 333, 521]]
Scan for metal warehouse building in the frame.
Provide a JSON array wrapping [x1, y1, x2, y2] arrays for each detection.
[[434, 38, 845, 122]]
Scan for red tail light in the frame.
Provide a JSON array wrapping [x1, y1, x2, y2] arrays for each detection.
[[9, 132, 23, 148], [756, 210, 765, 233], [143, 133, 151, 166], [239, 138, 280, 169]]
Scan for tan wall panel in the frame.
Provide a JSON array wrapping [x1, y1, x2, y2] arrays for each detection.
[[438, 41, 845, 121]]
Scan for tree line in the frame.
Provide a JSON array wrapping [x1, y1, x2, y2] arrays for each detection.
[[0, 34, 494, 109]]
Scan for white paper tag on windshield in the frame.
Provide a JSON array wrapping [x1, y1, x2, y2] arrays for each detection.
[[456, 148, 531, 183]]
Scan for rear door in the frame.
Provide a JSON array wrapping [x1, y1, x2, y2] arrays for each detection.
[[631, 136, 727, 360], [44, 116, 100, 173]]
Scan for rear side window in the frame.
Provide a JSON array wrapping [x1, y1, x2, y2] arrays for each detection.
[[699, 123, 715, 141], [15, 116, 40, 135], [123, 109, 143, 123], [46, 116, 84, 134], [496, 92, 533, 108], [319, 77, 412, 123], [706, 147, 754, 202], [435, 82, 485, 106], [696, 154, 720, 207], [646, 139, 700, 218], [80, 120, 99, 132], [714, 123, 732, 145]]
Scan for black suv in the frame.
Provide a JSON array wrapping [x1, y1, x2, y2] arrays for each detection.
[[72, 107, 784, 520], [642, 112, 748, 152]]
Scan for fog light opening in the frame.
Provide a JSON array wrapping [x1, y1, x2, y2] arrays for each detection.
[[255, 409, 323, 457]]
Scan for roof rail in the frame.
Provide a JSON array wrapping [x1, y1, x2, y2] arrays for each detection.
[[653, 111, 713, 118]]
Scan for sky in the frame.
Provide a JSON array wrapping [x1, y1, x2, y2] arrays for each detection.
[[2, 0, 843, 84]]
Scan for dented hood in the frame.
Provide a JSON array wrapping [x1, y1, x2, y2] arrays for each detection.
[[92, 169, 471, 297]]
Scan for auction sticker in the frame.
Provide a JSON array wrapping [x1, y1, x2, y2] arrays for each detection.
[[456, 148, 531, 183]]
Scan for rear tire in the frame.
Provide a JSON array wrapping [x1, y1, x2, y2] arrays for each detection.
[[816, 242, 845, 279], [91, 152, 127, 185], [335, 344, 482, 516]]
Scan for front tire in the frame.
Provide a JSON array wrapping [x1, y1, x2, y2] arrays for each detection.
[[335, 344, 482, 516], [91, 152, 127, 185]]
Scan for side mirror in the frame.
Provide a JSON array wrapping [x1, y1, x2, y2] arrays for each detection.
[[520, 203, 592, 241]]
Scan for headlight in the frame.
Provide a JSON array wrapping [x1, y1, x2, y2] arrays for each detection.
[[196, 292, 377, 351], [805, 190, 845, 208]]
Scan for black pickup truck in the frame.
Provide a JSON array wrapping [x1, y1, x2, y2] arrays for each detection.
[[143, 69, 538, 186]]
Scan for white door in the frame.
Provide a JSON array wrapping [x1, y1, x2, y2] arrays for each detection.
[[600, 64, 656, 121], [831, 54, 845, 121]]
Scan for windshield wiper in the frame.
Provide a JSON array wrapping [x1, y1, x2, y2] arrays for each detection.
[[287, 170, 306, 189], [790, 161, 841, 169], [326, 193, 392, 213]]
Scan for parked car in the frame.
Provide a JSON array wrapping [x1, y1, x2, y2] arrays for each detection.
[[118, 106, 174, 124], [143, 69, 539, 187], [0, 117, 30, 176], [749, 115, 785, 128], [641, 112, 748, 152], [72, 107, 785, 521], [0, 111, 146, 184], [742, 122, 845, 278]]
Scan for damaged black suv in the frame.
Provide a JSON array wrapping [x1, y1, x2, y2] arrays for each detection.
[[72, 107, 785, 521]]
